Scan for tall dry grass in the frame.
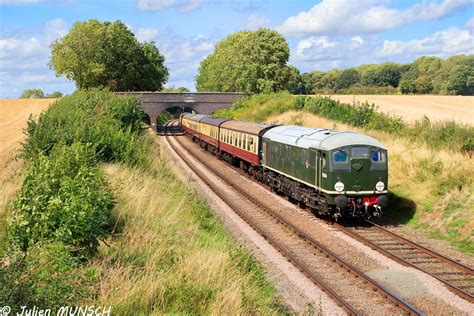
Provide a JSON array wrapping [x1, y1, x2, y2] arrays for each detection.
[[90, 137, 285, 314], [268, 111, 473, 253]]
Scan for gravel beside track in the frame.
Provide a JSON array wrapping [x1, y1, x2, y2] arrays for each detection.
[[335, 221, 474, 303], [160, 121, 473, 314], [167, 130, 421, 315]]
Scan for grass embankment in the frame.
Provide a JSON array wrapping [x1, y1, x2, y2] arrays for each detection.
[[94, 140, 284, 314], [0, 90, 284, 313], [215, 92, 474, 254]]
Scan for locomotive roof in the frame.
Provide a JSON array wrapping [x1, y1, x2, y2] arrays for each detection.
[[262, 125, 386, 150], [220, 120, 275, 135], [182, 113, 208, 122], [200, 116, 232, 126]]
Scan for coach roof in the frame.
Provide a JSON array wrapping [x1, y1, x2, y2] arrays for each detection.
[[220, 120, 275, 135], [262, 125, 386, 151], [182, 113, 208, 122], [200, 116, 232, 126]]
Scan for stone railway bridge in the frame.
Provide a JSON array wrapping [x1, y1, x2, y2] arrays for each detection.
[[118, 92, 246, 131]]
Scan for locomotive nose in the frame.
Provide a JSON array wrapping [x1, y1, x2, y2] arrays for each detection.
[[351, 159, 363, 171]]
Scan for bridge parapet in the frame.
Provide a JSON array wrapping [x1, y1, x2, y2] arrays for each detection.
[[117, 92, 246, 131]]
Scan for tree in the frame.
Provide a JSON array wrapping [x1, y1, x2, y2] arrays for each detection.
[[335, 68, 360, 90], [285, 66, 305, 94], [48, 91, 63, 98], [196, 28, 290, 93], [361, 63, 401, 87], [447, 64, 474, 95], [20, 89, 45, 98], [163, 86, 190, 92], [50, 19, 168, 91]]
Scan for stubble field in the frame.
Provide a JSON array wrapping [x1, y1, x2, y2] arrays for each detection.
[[324, 95, 474, 125]]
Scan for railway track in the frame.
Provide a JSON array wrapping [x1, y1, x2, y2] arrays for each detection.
[[162, 121, 422, 315], [335, 221, 474, 303]]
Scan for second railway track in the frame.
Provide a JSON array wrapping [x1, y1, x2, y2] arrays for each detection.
[[335, 220, 474, 303], [163, 121, 421, 315]]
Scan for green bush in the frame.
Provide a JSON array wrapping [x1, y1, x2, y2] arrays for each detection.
[[9, 143, 114, 257], [0, 242, 94, 312], [22, 88, 148, 166], [302, 96, 405, 133], [406, 116, 474, 151]]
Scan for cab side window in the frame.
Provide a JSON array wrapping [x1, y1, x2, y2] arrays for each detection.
[[333, 149, 348, 162], [331, 148, 350, 171], [370, 149, 387, 170]]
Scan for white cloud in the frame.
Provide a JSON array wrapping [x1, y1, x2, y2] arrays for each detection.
[[466, 17, 474, 33], [290, 25, 474, 72], [278, 0, 472, 36], [44, 18, 68, 43], [137, 0, 205, 12], [136, 27, 160, 42], [378, 27, 474, 59], [0, 19, 75, 98], [239, 14, 270, 30], [134, 27, 216, 90]]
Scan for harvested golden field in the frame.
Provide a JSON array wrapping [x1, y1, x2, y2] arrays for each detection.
[[324, 95, 474, 125], [0, 98, 54, 248]]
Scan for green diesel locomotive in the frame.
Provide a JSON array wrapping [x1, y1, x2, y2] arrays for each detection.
[[180, 114, 389, 220], [261, 125, 388, 219]]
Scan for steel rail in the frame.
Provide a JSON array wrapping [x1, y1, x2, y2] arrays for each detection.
[[163, 122, 422, 316], [335, 221, 474, 303]]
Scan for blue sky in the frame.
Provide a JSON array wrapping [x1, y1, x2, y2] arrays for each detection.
[[0, 0, 473, 98]]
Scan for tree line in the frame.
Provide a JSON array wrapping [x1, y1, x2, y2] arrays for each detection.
[[288, 55, 474, 95], [23, 19, 472, 96], [195, 29, 473, 96]]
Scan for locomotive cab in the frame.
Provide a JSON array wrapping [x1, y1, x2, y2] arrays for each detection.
[[325, 145, 388, 218]]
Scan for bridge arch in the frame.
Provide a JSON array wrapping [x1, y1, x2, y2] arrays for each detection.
[[118, 92, 246, 131]]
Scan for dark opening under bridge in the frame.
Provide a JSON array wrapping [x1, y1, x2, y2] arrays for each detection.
[[118, 92, 246, 131]]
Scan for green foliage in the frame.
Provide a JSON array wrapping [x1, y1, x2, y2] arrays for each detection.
[[447, 64, 474, 95], [405, 116, 474, 152], [0, 242, 95, 312], [22, 88, 148, 166], [162, 86, 191, 92], [218, 93, 472, 152], [9, 143, 114, 257], [300, 54, 473, 95], [20, 88, 45, 98], [196, 28, 290, 93], [361, 63, 402, 87], [47, 91, 63, 98], [335, 68, 360, 90], [302, 96, 405, 133], [50, 19, 169, 91]]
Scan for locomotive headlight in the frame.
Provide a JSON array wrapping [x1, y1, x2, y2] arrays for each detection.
[[334, 181, 345, 192], [375, 181, 385, 192]]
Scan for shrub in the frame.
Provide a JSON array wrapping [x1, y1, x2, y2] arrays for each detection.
[[22, 88, 148, 166], [9, 143, 114, 257], [302, 96, 405, 133], [0, 242, 93, 312]]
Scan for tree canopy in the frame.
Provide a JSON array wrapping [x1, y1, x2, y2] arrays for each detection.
[[195, 28, 290, 93], [295, 54, 473, 95], [50, 19, 169, 91], [20, 88, 45, 98]]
